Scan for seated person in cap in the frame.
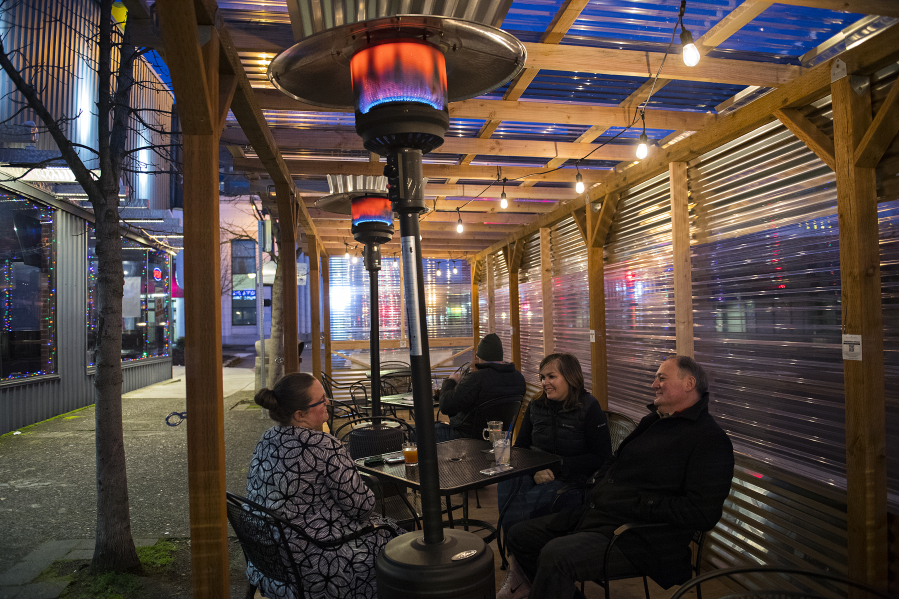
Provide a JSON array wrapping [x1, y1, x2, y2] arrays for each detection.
[[435, 333, 526, 443], [497, 355, 734, 599]]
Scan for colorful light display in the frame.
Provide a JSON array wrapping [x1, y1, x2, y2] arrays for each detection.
[[350, 41, 447, 114], [351, 195, 392, 227]]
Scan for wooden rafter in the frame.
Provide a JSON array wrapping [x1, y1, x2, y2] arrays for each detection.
[[775, 107, 837, 171]]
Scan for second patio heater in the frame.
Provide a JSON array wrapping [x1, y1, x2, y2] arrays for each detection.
[[316, 178, 395, 420], [270, 15, 525, 598]]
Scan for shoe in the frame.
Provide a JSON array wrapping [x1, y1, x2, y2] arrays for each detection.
[[496, 557, 530, 599]]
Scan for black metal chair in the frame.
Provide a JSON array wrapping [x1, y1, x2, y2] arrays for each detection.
[[577, 524, 707, 599], [359, 471, 422, 532], [331, 415, 412, 459], [225, 491, 392, 599], [605, 410, 639, 453], [668, 565, 894, 599]]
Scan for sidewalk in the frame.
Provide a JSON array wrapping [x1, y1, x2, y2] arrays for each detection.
[[0, 364, 270, 598]]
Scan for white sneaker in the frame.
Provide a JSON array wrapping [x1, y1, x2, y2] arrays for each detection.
[[496, 558, 530, 599]]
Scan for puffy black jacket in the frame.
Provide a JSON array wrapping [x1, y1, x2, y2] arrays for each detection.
[[558, 394, 734, 588], [439, 362, 526, 439], [514, 390, 612, 482]]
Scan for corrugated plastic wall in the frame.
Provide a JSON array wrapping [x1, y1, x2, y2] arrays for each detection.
[[424, 259, 472, 339], [603, 172, 675, 421], [478, 259, 489, 339], [493, 251, 512, 364], [518, 233, 543, 384], [551, 217, 592, 390], [689, 114, 847, 489]]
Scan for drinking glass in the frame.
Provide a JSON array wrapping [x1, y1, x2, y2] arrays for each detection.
[[493, 438, 511, 466], [402, 441, 418, 466]]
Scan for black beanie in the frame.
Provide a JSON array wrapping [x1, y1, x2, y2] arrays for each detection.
[[476, 333, 503, 362]]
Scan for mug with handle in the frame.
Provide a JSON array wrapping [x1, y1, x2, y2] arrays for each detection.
[[482, 420, 503, 442]]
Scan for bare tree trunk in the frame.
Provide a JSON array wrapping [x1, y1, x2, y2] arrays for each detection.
[[0, 0, 141, 573], [267, 255, 284, 387]]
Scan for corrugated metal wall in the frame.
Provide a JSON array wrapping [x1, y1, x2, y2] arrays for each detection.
[[1, 189, 172, 436], [603, 172, 675, 422], [551, 217, 592, 390], [477, 259, 488, 340], [689, 115, 847, 489], [0, 0, 172, 209], [518, 233, 543, 384]]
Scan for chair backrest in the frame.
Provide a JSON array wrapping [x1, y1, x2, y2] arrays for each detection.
[[332, 416, 411, 458], [604, 410, 638, 453], [469, 395, 524, 437], [225, 492, 304, 598]]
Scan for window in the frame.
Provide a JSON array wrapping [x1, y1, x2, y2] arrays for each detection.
[[231, 239, 256, 326], [87, 228, 170, 364], [0, 192, 56, 380]]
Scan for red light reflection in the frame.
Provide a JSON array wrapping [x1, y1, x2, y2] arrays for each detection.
[[350, 41, 447, 114], [351, 195, 392, 226]]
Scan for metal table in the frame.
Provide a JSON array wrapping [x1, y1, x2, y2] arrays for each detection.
[[356, 437, 560, 562]]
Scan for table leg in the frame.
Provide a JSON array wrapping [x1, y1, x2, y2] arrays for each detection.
[[496, 476, 524, 570], [462, 491, 470, 531], [445, 496, 455, 529]]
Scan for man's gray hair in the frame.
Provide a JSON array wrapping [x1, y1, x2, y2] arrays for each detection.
[[667, 355, 709, 396]]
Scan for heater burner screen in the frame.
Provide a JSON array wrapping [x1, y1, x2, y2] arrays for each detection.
[[351, 42, 447, 114], [351, 195, 392, 226]]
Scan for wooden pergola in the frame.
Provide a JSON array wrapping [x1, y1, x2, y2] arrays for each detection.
[[135, 0, 898, 595]]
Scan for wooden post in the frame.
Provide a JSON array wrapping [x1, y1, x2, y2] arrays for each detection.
[[309, 236, 321, 380], [487, 254, 496, 334], [155, 11, 235, 595], [471, 259, 481, 355], [669, 162, 694, 357], [322, 251, 332, 377], [832, 71, 888, 588], [276, 183, 299, 374], [540, 227, 554, 356], [504, 241, 524, 369], [585, 194, 619, 410]]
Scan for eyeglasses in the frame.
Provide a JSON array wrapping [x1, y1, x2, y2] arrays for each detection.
[[308, 397, 327, 408]]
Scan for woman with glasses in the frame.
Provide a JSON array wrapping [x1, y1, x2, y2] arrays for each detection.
[[247, 373, 403, 599]]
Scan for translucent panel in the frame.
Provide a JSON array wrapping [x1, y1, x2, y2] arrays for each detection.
[[519, 233, 543, 383], [551, 217, 591, 390], [423, 259, 472, 339], [604, 172, 675, 421], [689, 111, 848, 489], [494, 252, 512, 363], [879, 200, 899, 510]]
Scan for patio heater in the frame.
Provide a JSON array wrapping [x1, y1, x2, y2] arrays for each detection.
[[316, 178, 394, 419], [270, 15, 525, 597]]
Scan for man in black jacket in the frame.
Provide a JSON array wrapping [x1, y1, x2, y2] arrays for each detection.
[[498, 355, 734, 599], [435, 333, 526, 442]]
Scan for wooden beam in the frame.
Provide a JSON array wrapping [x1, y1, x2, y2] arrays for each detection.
[[855, 77, 899, 168], [471, 260, 481, 359], [775, 108, 836, 171], [540, 228, 554, 356], [487, 254, 496, 334], [253, 89, 714, 131], [276, 184, 299, 375], [235, 156, 609, 184], [541, 0, 590, 44], [571, 207, 588, 245], [308, 236, 321, 380], [222, 128, 649, 161], [669, 162, 694, 357], [321, 254, 331, 377], [696, 0, 773, 53], [503, 240, 525, 368], [832, 72, 888, 588], [155, 0, 213, 134], [522, 42, 801, 88], [585, 199, 608, 410]]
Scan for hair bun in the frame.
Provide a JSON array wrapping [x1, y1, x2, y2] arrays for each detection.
[[254, 388, 279, 411]]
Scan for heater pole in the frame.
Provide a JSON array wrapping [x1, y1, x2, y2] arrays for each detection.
[[366, 242, 382, 419], [387, 147, 443, 544]]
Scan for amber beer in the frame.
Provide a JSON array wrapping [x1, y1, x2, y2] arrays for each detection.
[[402, 441, 418, 465]]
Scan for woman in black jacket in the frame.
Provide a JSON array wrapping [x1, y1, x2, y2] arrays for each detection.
[[497, 353, 612, 534]]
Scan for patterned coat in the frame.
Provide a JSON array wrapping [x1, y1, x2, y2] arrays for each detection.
[[246, 425, 403, 599]]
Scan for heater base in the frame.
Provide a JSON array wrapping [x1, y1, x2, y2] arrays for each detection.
[[376, 529, 495, 599], [356, 103, 449, 155]]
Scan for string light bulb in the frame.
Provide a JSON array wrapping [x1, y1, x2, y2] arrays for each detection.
[[344, 242, 350, 259], [678, 0, 700, 67], [436, 262, 442, 277], [500, 178, 508, 209], [456, 208, 464, 233], [636, 111, 649, 160], [680, 29, 700, 66], [452, 261, 458, 275], [636, 133, 649, 159], [575, 171, 585, 195]]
